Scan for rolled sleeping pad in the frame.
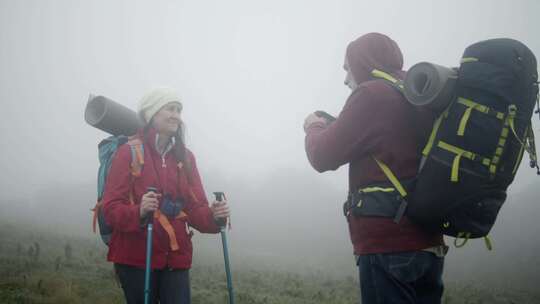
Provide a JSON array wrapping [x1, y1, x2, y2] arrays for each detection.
[[85, 94, 144, 136], [403, 62, 458, 113]]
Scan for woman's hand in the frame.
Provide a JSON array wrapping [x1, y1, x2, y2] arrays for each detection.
[[140, 191, 161, 220], [210, 200, 230, 221]]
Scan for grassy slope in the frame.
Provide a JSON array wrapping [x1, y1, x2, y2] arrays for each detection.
[[1, 221, 539, 304]]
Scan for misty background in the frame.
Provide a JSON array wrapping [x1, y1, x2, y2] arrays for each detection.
[[1, 0, 539, 294]]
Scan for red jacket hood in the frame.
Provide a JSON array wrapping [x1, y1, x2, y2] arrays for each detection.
[[346, 32, 404, 84]]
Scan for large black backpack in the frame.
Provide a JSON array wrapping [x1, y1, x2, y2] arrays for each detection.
[[408, 38, 539, 241], [367, 38, 539, 247]]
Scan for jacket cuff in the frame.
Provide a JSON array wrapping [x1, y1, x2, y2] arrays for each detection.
[[123, 204, 146, 232]]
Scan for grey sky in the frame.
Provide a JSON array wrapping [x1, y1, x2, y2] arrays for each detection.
[[1, 0, 539, 199]]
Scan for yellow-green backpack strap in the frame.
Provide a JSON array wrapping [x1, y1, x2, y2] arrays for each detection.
[[527, 127, 540, 174], [454, 232, 471, 248], [372, 156, 408, 223], [371, 69, 405, 91], [422, 108, 449, 157], [484, 236, 493, 251]]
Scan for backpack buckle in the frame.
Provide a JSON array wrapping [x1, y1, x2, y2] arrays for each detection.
[[343, 192, 357, 217], [393, 196, 408, 224]]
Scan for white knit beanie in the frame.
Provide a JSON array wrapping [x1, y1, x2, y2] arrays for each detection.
[[137, 87, 183, 124]]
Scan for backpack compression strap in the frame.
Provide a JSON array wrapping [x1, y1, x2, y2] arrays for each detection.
[[372, 157, 409, 223], [367, 69, 410, 223]]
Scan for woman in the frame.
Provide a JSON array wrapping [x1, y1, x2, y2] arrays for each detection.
[[102, 87, 230, 304]]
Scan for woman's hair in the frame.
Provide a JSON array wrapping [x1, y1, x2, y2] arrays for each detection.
[[172, 121, 192, 172], [143, 121, 193, 178]]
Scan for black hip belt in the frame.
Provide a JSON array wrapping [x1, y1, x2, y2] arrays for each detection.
[[343, 179, 415, 223]]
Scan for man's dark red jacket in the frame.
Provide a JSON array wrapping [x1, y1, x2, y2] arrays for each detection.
[[305, 33, 443, 255]]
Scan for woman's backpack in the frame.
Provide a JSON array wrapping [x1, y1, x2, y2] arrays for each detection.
[[92, 135, 144, 245]]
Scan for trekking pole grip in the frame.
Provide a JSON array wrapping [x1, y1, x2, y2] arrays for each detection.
[[213, 191, 227, 227], [144, 187, 158, 225]]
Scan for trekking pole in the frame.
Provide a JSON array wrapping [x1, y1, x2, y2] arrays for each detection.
[[144, 187, 158, 304], [213, 192, 234, 304]]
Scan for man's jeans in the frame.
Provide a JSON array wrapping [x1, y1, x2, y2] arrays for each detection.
[[357, 251, 444, 304]]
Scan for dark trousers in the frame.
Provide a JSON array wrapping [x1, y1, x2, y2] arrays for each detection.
[[114, 264, 191, 304], [357, 251, 444, 304]]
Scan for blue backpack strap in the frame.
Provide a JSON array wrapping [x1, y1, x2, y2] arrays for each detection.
[[94, 135, 127, 238], [94, 135, 144, 243], [97, 135, 128, 200]]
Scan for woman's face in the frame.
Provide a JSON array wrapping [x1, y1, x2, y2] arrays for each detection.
[[151, 102, 182, 136]]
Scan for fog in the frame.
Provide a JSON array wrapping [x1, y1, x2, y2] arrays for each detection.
[[1, 0, 540, 293]]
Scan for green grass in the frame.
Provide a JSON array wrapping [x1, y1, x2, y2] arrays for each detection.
[[1, 222, 539, 304]]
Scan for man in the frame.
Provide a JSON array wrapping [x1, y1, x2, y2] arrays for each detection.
[[303, 33, 446, 303]]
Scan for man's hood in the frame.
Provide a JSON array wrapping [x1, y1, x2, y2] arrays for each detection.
[[345, 33, 404, 85]]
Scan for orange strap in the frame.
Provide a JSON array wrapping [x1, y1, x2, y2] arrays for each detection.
[[92, 171, 136, 234], [94, 198, 183, 252], [129, 147, 143, 176], [176, 211, 188, 220], [154, 210, 180, 251], [128, 137, 144, 176], [134, 146, 144, 165]]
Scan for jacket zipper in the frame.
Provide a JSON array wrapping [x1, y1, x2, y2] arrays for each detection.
[[161, 154, 170, 269]]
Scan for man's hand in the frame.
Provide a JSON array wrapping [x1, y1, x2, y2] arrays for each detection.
[[304, 112, 329, 133]]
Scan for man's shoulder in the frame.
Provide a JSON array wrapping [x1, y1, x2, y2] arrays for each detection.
[[347, 79, 404, 106]]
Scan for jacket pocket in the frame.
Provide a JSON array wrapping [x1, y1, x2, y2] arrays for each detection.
[[379, 251, 431, 283]]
